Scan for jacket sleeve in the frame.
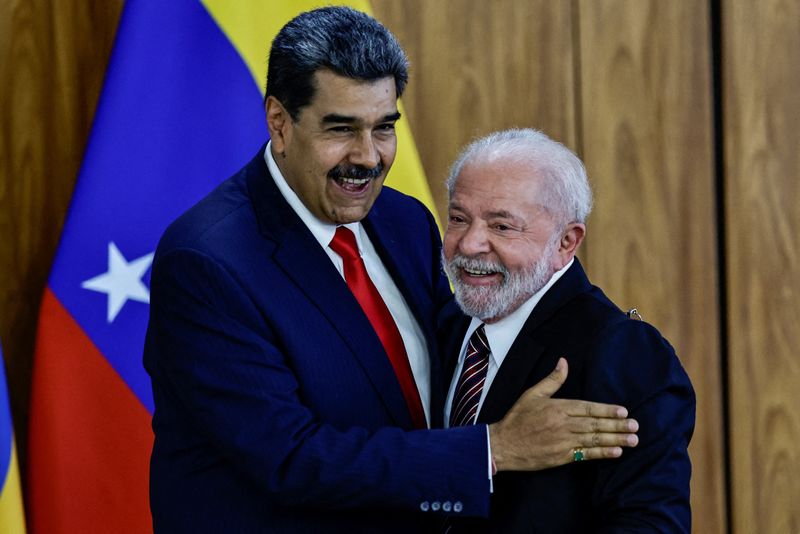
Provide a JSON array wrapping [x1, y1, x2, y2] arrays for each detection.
[[585, 319, 696, 533], [144, 245, 490, 516]]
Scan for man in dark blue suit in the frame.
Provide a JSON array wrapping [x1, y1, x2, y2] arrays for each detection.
[[144, 8, 641, 533], [441, 129, 695, 533]]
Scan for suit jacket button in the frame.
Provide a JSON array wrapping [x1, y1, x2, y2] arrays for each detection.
[[431, 501, 441, 511], [443, 501, 452, 512], [420, 501, 430, 512], [453, 501, 463, 513]]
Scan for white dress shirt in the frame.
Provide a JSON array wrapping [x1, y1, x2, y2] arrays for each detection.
[[445, 259, 574, 426], [264, 143, 431, 425]]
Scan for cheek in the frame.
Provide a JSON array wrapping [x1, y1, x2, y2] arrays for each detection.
[[312, 143, 346, 173], [494, 244, 530, 270], [442, 233, 458, 259], [377, 137, 397, 164]]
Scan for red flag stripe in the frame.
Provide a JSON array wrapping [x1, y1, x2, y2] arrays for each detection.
[[28, 288, 153, 534]]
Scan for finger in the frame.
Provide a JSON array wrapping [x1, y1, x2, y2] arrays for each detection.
[[568, 446, 624, 463], [560, 399, 628, 419], [575, 431, 639, 449], [527, 357, 568, 398], [569, 417, 639, 434]]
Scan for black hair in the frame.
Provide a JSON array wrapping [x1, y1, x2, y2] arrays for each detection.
[[265, 6, 409, 121]]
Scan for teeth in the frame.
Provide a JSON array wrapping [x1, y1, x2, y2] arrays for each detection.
[[464, 268, 494, 275], [339, 177, 370, 185]]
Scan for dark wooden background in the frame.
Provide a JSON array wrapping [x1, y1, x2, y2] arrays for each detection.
[[1, 1, 798, 532]]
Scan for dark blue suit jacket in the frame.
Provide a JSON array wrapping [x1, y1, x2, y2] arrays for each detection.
[[144, 148, 489, 533], [443, 260, 695, 533]]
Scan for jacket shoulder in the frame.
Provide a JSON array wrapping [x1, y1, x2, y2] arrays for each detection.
[[156, 166, 254, 257]]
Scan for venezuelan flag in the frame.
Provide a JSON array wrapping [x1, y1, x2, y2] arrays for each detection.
[[0, 344, 26, 534], [27, 1, 434, 533]]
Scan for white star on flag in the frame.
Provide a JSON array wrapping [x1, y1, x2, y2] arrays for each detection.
[[82, 241, 155, 323]]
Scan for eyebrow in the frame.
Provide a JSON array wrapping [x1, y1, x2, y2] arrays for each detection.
[[448, 204, 521, 221], [486, 210, 520, 220], [321, 111, 401, 124]]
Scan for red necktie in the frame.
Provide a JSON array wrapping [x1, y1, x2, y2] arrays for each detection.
[[329, 227, 427, 429]]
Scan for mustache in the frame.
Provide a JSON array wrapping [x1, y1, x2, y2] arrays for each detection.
[[443, 253, 509, 278], [327, 162, 384, 180]]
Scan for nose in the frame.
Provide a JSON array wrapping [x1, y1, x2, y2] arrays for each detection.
[[349, 132, 380, 169], [456, 221, 491, 257]]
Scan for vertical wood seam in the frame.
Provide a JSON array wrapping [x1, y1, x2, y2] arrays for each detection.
[[709, 0, 732, 532]]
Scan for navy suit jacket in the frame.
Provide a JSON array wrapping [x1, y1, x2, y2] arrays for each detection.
[[443, 260, 695, 533], [144, 148, 489, 533]]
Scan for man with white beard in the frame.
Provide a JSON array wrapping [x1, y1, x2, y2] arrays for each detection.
[[440, 129, 695, 533]]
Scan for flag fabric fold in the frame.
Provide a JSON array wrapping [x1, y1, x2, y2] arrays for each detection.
[[27, 1, 435, 532]]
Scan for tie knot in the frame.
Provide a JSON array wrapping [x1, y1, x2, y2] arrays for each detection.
[[330, 226, 360, 261], [471, 324, 490, 354]]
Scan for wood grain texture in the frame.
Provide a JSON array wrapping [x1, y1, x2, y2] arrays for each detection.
[[0, 0, 124, 472], [8, 1, 799, 531], [576, 1, 725, 532], [724, 1, 800, 532], [372, 0, 576, 220]]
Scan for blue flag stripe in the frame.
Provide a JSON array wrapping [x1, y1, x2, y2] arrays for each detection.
[[0, 345, 11, 484], [48, 0, 268, 412]]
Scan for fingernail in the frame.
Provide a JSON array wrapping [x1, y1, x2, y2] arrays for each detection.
[[611, 447, 623, 457], [627, 435, 639, 446], [628, 419, 639, 431], [617, 407, 628, 418]]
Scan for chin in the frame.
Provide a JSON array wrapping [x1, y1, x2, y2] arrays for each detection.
[[330, 207, 371, 224]]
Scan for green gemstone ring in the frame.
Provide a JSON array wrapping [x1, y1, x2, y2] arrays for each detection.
[[573, 448, 585, 462]]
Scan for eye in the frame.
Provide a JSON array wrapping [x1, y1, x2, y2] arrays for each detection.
[[493, 223, 511, 231], [374, 123, 397, 138], [329, 126, 353, 133], [449, 215, 466, 224]]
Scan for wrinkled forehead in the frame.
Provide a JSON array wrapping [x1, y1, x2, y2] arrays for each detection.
[[453, 171, 551, 216]]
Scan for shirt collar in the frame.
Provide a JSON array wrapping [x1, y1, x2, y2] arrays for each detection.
[[465, 258, 574, 367], [264, 142, 364, 253]]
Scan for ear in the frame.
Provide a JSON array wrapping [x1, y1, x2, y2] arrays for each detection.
[[555, 222, 586, 268], [266, 96, 292, 155]]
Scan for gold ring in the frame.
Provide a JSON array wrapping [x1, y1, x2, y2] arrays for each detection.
[[572, 448, 585, 462]]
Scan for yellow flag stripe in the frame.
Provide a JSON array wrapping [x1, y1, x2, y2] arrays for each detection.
[[0, 443, 27, 534], [200, 0, 440, 227]]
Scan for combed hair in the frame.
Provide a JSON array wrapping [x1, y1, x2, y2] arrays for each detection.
[[266, 6, 409, 120], [446, 129, 593, 225]]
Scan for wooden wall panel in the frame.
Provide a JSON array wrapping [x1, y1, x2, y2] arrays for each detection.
[[576, 1, 725, 532], [724, 1, 800, 532], [373, 0, 577, 220], [0, 0, 124, 468], [8, 1, 799, 531]]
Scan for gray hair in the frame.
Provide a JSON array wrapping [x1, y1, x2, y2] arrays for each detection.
[[446, 129, 593, 225], [266, 6, 409, 121]]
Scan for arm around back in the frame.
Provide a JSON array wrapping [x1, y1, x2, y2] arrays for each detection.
[[144, 245, 491, 516]]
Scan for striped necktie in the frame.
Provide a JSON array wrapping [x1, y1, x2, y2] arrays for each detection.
[[449, 324, 491, 427], [329, 226, 427, 429]]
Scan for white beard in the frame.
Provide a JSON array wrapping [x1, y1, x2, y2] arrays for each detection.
[[442, 239, 559, 322]]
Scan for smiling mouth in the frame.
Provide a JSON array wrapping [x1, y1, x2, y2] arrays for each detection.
[[328, 163, 383, 194], [463, 267, 498, 277], [332, 175, 373, 193]]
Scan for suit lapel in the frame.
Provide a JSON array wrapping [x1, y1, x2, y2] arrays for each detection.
[[244, 149, 413, 428], [441, 315, 471, 380], [476, 260, 594, 424], [477, 333, 548, 424], [362, 203, 449, 428], [362, 210, 434, 347], [363, 201, 446, 427]]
